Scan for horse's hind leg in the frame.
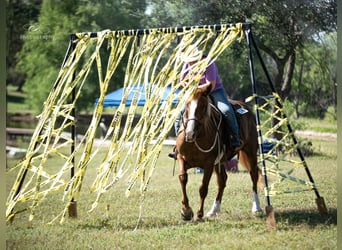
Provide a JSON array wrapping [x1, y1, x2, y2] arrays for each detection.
[[239, 150, 262, 213], [206, 164, 227, 217]]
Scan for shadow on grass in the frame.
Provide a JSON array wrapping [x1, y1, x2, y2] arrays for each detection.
[[275, 208, 337, 227], [75, 208, 337, 232], [76, 216, 185, 231]]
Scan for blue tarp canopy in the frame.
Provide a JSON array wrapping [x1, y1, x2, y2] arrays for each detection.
[[95, 84, 180, 107]]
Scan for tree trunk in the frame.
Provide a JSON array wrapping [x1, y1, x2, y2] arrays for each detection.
[[280, 52, 296, 99], [295, 58, 305, 118], [271, 51, 296, 141]]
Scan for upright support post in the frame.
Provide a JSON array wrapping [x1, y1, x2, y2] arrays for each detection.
[[8, 34, 78, 222], [249, 31, 327, 217], [245, 27, 276, 230], [68, 34, 77, 218]]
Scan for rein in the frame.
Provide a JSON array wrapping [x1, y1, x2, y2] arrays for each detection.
[[194, 103, 222, 153], [179, 97, 223, 154], [176, 98, 225, 174]]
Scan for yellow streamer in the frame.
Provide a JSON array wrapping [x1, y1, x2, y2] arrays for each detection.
[[7, 23, 317, 224]]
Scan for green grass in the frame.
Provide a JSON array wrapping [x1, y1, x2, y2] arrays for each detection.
[[293, 117, 337, 134], [6, 85, 337, 249], [6, 85, 33, 114], [6, 137, 337, 249]]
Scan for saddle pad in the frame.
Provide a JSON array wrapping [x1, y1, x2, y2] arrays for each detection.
[[236, 107, 248, 115], [231, 103, 249, 116]]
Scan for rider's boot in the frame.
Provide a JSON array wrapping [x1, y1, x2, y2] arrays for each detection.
[[168, 148, 177, 160]]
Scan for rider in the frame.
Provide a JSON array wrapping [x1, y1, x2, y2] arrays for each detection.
[[171, 45, 241, 155]]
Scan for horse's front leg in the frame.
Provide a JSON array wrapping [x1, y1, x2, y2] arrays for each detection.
[[178, 157, 193, 221], [197, 166, 214, 220], [207, 163, 227, 217]]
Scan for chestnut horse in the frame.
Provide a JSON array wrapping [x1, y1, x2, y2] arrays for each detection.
[[175, 90, 262, 221]]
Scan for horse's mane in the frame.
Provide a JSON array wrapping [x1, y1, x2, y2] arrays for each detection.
[[201, 95, 222, 135]]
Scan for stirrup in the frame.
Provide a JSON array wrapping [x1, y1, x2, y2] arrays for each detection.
[[232, 144, 243, 152], [231, 139, 243, 152], [168, 152, 177, 160]]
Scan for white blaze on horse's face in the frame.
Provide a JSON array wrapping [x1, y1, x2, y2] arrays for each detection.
[[185, 98, 198, 142]]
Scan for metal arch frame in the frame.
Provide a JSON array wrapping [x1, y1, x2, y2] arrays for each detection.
[[10, 23, 327, 227], [244, 26, 327, 228]]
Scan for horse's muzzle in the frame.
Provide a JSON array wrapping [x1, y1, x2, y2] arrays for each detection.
[[185, 127, 197, 143], [184, 118, 198, 143], [185, 134, 195, 143]]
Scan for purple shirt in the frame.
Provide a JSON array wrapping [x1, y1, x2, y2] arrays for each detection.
[[181, 60, 223, 92]]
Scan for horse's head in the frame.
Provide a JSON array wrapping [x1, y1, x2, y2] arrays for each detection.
[[183, 91, 211, 142]]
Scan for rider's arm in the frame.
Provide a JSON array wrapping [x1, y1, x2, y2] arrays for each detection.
[[198, 79, 215, 93]]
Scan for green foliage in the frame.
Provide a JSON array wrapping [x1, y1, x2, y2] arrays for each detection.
[[298, 117, 336, 134], [242, 0, 336, 100], [16, 0, 147, 113], [145, 0, 195, 27], [280, 99, 307, 131], [324, 106, 337, 122], [6, 0, 42, 89], [289, 32, 337, 118], [280, 98, 337, 134], [11, 0, 337, 118], [145, 0, 337, 109], [16, 0, 82, 112], [297, 138, 314, 156]]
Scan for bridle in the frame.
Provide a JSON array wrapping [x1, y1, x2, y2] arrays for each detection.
[[180, 102, 223, 153], [181, 117, 200, 141]]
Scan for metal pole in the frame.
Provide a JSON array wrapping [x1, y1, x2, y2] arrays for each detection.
[[71, 23, 252, 38], [68, 34, 77, 218], [245, 27, 276, 229], [9, 36, 77, 222], [249, 32, 327, 216]]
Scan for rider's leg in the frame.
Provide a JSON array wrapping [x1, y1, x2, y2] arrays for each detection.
[[209, 88, 240, 148], [168, 110, 183, 159], [174, 111, 182, 136]]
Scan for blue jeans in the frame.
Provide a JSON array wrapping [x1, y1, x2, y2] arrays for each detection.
[[210, 88, 240, 146], [174, 88, 240, 147]]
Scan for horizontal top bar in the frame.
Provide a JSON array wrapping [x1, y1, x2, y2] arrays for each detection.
[[71, 22, 251, 40]]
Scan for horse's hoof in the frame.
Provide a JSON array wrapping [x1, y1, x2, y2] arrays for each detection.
[[252, 203, 263, 214], [181, 207, 194, 221], [195, 211, 206, 222], [195, 216, 205, 222], [206, 211, 217, 218], [206, 200, 221, 217], [252, 209, 263, 216]]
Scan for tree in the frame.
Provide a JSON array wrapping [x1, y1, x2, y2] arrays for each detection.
[[146, 0, 337, 118], [291, 32, 337, 118], [247, 0, 336, 100], [6, 0, 42, 91], [186, 0, 337, 99], [145, 0, 254, 100], [16, 0, 147, 113]]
